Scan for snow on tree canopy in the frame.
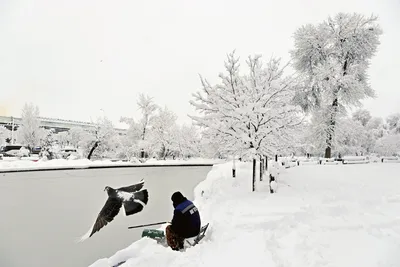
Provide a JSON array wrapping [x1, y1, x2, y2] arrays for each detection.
[[290, 13, 383, 158], [0, 126, 11, 145], [147, 105, 179, 159], [386, 113, 400, 134], [17, 103, 42, 148], [189, 51, 303, 158]]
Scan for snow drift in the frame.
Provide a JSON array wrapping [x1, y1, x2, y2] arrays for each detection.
[[89, 161, 400, 267]]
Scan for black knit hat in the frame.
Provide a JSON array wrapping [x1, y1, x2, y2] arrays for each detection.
[[171, 191, 186, 206]]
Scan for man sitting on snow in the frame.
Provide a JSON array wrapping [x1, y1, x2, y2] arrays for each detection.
[[166, 191, 201, 251]]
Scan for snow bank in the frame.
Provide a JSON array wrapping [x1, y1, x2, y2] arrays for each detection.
[[342, 156, 368, 161], [142, 157, 224, 165], [89, 161, 400, 267], [0, 157, 222, 172], [0, 158, 127, 172]]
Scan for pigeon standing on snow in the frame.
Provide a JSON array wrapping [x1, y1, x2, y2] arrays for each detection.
[[79, 179, 149, 242]]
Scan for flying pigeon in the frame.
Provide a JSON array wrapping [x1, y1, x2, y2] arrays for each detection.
[[79, 179, 149, 242]]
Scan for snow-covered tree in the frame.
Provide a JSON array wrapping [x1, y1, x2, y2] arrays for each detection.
[[175, 124, 201, 158], [335, 117, 368, 155], [118, 116, 142, 158], [114, 134, 139, 161], [200, 126, 259, 161], [366, 116, 387, 140], [290, 13, 382, 158], [374, 134, 400, 156], [307, 110, 385, 157], [117, 94, 159, 159], [352, 109, 372, 127], [51, 131, 69, 148], [39, 129, 59, 160], [370, 112, 400, 156], [282, 121, 312, 156], [85, 116, 117, 159], [17, 103, 42, 149], [67, 127, 87, 148], [74, 130, 93, 155], [0, 126, 10, 145], [303, 113, 337, 156], [148, 106, 179, 159], [291, 120, 313, 156], [196, 128, 228, 159], [137, 94, 159, 141], [386, 113, 400, 134], [190, 51, 303, 159]]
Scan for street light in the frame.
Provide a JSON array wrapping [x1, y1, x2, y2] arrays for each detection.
[[10, 116, 15, 144]]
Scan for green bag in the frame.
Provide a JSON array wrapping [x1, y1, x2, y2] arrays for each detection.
[[142, 229, 165, 242]]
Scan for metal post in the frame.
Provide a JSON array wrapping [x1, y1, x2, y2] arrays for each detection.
[[11, 116, 14, 144], [269, 173, 275, 194], [232, 156, 236, 178], [252, 158, 256, 192]]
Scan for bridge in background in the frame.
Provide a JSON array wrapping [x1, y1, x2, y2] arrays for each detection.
[[0, 115, 127, 135]]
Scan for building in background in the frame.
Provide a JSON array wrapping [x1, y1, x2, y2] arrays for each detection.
[[0, 115, 127, 135]]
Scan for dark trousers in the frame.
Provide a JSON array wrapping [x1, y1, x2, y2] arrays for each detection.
[[165, 225, 184, 250]]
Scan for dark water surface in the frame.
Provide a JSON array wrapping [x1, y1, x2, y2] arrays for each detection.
[[0, 165, 212, 267]]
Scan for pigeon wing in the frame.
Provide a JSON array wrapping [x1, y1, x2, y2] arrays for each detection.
[[79, 197, 122, 241], [123, 189, 149, 216], [117, 179, 145, 192]]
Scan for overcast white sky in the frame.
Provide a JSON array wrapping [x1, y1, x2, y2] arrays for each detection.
[[0, 0, 399, 127]]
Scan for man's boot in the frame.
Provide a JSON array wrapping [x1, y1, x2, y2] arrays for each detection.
[[178, 240, 184, 250]]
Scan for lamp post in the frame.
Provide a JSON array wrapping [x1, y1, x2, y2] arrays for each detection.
[[11, 116, 15, 144]]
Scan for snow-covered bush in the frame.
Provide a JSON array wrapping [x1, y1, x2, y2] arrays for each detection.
[[18, 147, 30, 157]]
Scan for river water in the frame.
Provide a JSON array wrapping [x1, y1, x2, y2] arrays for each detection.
[[0, 165, 212, 267]]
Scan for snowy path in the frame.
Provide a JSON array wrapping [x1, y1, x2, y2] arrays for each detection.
[[90, 162, 400, 267]]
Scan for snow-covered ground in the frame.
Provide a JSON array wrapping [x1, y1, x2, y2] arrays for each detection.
[[90, 161, 400, 267], [0, 157, 222, 172]]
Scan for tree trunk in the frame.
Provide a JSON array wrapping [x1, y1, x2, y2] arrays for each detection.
[[87, 141, 99, 160], [259, 157, 263, 181], [265, 155, 268, 171], [252, 158, 256, 192], [269, 155, 278, 194], [324, 52, 349, 158], [142, 127, 146, 141], [324, 146, 332, 158], [325, 97, 338, 158], [163, 148, 168, 160]]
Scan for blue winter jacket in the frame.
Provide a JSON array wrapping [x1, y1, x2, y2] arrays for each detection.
[[171, 199, 201, 238]]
